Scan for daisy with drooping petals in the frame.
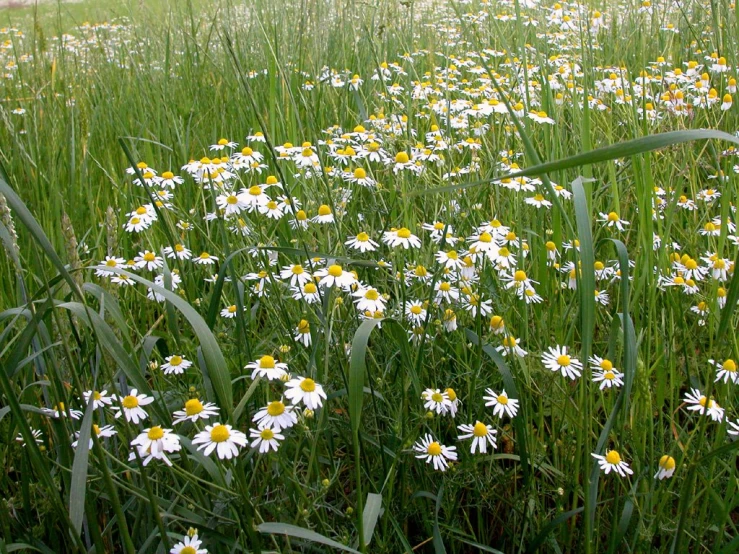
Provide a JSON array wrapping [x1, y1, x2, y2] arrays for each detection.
[[483, 388, 519, 419], [314, 264, 357, 290], [592, 450, 634, 477], [345, 232, 379, 253], [82, 390, 113, 409], [161, 355, 192, 375], [654, 455, 676, 480], [382, 227, 421, 249], [710, 358, 738, 384], [284, 376, 327, 410], [72, 424, 117, 450], [457, 421, 497, 454], [542, 345, 583, 380], [192, 423, 247, 460], [413, 434, 457, 471]]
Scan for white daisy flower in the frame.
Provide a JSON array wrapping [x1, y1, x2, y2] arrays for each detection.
[[161, 355, 193, 375], [249, 426, 285, 453], [457, 421, 497, 454], [245, 355, 288, 381], [541, 345, 583, 380], [483, 388, 519, 419], [252, 400, 297, 432], [172, 398, 220, 424], [192, 423, 247, 460], [284, 376, 327, 410], [112, 389, 154, 424], [592, 450, 633, 477], [129, 426, 181, 466], [413, 434, 457, 471]]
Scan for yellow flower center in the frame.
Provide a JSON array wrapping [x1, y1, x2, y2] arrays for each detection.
[[605, 450, 622, 464], [600, 359, 613, 371], [445, 388, 457, 401], [298, 319, 310, 333], [427, 442, 442, 456], [411, 305, 422, 315], [497, 394, 508, 405], [304, 283, 317, 294], [556, 355, 571, 367], [446, 250, 458, 260], [136, 206, 147, 215], [514, 270, 527, 282], [227, 195, 238, 205], [248, 185, 262, 196], [300, 378, 316, 392], [147, 426, 164, 440], [260, 355, 276, 369], [92, 424, 100, 436], [698, 396, 713, 408], [122, 395, 139, 409], [685, 259, 698, 270], [318, 204, 332, 216], [106, 259, 117, 267], [490, 315, 504, 329], [353, 167, 367, 179], [210, 424, 230, 443], [659, 455, 675, 470], [395, 152, 410, 164], [723, 359, 737, 372], [604, 371, 615, 380], [365, 289, 379, 300], [185, 398, 204, 415], [328, 264, 343, 277], [607, 211, 619, 222], [356, 232, 369, 241], [260, 428, 275, 440], [267, 401, 286, 416], [431, 392, 444, 402], [594, 261, 605, 271], [144, 252, 156, 262], [473, 422, 488, 437], [397, 227, 412, 239]]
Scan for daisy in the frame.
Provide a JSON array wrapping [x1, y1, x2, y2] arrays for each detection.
[[134, 251, 164, 271], [129, 426, 181, 466], [421, 388, 451, 415], [728, 419, 739, 436], [347, 167, 376, 188], [284, 376, 327, 410], [654, 455, 676, 480], [445, 388, 460, 417], [192, 423, 248, 460], [253, 400, 297, 432], [52, 402, 82, 419], [435, 249, 465, 270], [525, 194, 552, 209], [16, 429, 43, 447], [457, 421, 497, 454], [210, 138, 237, 151], [112, 389, 154, 424], [292, 282, 322, 303], [483, 389, 519, 419], [541, 345, 583, 380], [314, 264, 357, 290], [592, 367, 624, 389], [405, 301, 427, 326], [353, 287, 387, 313], [294, 319, 312, 347], [221, 304, 240, 318], [170, 534, 208, 554], [172, 398, 220, 424], [163, 244, 193, 260], [592, 450, 634, 477], [489, 315, 506, 335], [158, 171, 183, 189], [345, 232, 379, 253], [249, 426, 285, 453], [82, 389, 113, 409], [161, 355, 193, 375], [382, 227, 421, 249], [413, 434, 457, 471], [258, 200, 285, 219], [96, 256, 126, 277], [245, 355, 288, 380], [239, 185, 270, 211], [684, 388, 724, 421], [497, 335, 527, 358], [72, 424, 117, 450], [280, 264, 312, 287], [598, 211, 630, 231], [312, 204, 335, 224], [216, 192, 247, 216], [193, 252, 218, 266], [710, 358, 738, 384]]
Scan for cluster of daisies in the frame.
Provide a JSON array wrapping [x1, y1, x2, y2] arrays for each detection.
[[20, 355, 326, 465]]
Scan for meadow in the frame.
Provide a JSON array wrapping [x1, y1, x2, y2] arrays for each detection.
[[1, 0, 739, 552]]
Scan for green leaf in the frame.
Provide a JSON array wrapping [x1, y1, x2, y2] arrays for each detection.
[[349, 319, 382, 436], [433, 483, 447, 554], [572, 177, 596, 360], [69, 395, 95, 535], [526, 508, 584, 553], [362, 493, 383, 545], [258, 522, 361, 554]]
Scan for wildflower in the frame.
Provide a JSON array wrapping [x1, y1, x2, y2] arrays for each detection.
[[497, 335, 527, 358], [589, 356, 623, 389], [353, 287, 387, 313], [192, 423, 248, 460], [489, 315, 506, 334], [728, 419, 739, 436], [172, 398, 220, 424], [96, 256, 126, 277], [445, 388, 460, 417], [163, 244, 193, 260], [72, 424, 116, 450], [457, 421, 498, 454], [442, 309, 458, 332], [82, 390, 113, 409], [484, 389, 519, 419], [405, 300, 427, 326], [129, 426, 181, 466], [421, 388, 451, 415], [280, 264, 312, 287], [253, 400, 297, 432], [134, 250, 163, 271], [525, 193, 552, 209], [684, 388, 724, 421], [221, 304, 240, 318], [170, 533, 208, 554], [592, 450, 634, 477], [193, 252, 218, 266], [51, 402, 82, 419], [710, 358, 738, 384], [284, 376, 326, 410], [413, 434, 457, 471], [314, 263, 357, 290], [246, 355, 288, 381], [598, 211, 630, 231], [161, 355, 193, 375], [345, 231, 379, 253], [249, 426, 285, 453], [294, 319, 312, 347], [112, 390, 154, 424], [16, 429, 43, 447], [436, 249, 465, 270], [312, 204, 335, 224], [382, 227, 421, 249], [654, 455, 676, 480], [541, 345, 583, 380]]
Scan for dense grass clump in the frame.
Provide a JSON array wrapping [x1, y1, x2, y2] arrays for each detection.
[[1, 0, 739, 552]]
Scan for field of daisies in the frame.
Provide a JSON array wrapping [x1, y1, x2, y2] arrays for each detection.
[[1, 0, 739, 551]]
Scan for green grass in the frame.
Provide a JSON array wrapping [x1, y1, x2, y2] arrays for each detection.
[[1, 0, 739, 552]]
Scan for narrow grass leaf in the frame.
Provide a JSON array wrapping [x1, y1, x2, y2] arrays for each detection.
[[362, 492, 382, 545], [69, 395, 95, 535], [258, 522, 361, 554]]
